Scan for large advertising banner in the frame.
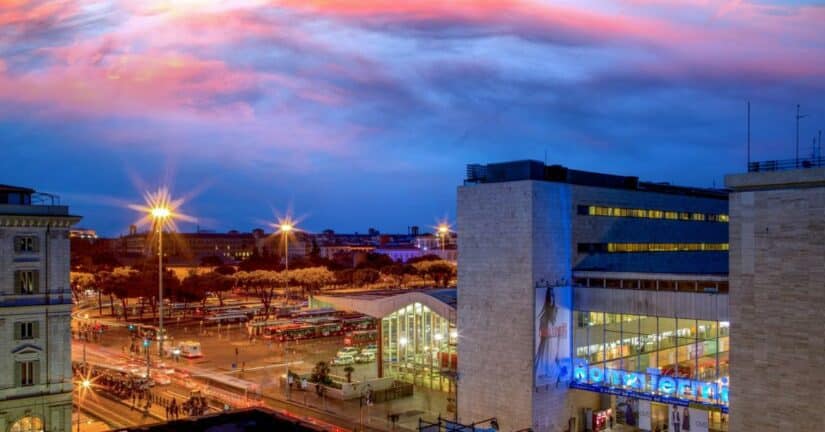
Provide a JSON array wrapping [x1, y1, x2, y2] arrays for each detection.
[[668, 405, 709, 432], [535, 283, 572, 388]]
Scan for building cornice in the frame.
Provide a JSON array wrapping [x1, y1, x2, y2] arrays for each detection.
[[0, 215, 81, 228]]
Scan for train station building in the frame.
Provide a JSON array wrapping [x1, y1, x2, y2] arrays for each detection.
[[309, 160, 823, 432], [311, 289, 458, 394]]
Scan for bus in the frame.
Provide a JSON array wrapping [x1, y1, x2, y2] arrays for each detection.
[[291, 307, 338, 320], [191, 373, 263, 408], [270, 319, 344, 341], [341, 315, 376, 331], [344, 329, 378, 347], [204, 311, 251, 325]]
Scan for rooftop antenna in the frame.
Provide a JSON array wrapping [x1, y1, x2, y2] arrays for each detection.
[[747, 101, 751, 168], [796, 104, 808, 167], [819, 130, 823, 160]]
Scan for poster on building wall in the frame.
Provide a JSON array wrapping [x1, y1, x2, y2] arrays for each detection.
[[637, 400, 651, 430], [616, 396, 638, 426], [668, 405, 709, 432], [534, 282, 572, 388]]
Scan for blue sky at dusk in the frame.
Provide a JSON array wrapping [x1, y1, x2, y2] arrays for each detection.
[[1, 0, 823, 236]]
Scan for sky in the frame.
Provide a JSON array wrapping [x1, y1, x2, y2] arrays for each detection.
[[1, 0, 823, 236]]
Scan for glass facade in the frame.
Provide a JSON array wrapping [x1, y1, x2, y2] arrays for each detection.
[[573, 311, 730, 409], [381, 302, 456, 391]]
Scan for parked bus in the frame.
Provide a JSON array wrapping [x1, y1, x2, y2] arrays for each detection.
[[291, 307, 337, 319], [341, 315, 376, 331], [344, 329, 378, 347], [204, 311, 250, 325], [270, 319, 344, 341]]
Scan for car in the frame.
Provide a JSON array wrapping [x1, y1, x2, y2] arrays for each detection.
[[336, 347, 359, 358], [360, 346, 377, 355], [355, 352, 376, 363], [151, 372, 172, 385], [332, 355, 355, 366]]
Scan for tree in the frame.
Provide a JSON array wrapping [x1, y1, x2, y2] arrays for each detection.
[[214, 265, 237, 276], [343, 366, 355, 383], [310, 361, 332, 387], [353, 268, 380, 287], [70, 272, 95, 303], [292, 267, 335, 296], [202, 272, 233, 306], [358, 253, 395, 270], [200, 255, 224, 267], [239, 270, 286, 319], [175, 272, 207, 308], [414, 260, 457, 287]]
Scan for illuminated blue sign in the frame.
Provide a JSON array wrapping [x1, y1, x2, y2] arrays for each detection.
[[572, 360, 728, 411]]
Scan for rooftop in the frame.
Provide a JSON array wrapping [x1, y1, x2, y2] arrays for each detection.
[[312, 288, 457, 319], [465, 160, 728, 200]]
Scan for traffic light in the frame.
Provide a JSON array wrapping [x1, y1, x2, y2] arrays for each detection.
[[128, 324, 136, 332], [143, 339, 151, 348]]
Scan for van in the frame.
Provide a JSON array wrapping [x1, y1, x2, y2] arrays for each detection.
[[355, 352, 376, 363], [332, 355, 355, 366]]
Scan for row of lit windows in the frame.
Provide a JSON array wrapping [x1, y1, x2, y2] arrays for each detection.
[[578, 243, 729, 253], [579, 205, 729, 223]]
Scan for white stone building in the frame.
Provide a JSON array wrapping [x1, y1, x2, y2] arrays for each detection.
[[0, 185, 80, 432]]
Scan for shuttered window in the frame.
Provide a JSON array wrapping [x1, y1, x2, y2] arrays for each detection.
[[14, 271, 39, 294], [14, 322, 38, 340], [13, 236, 39, 253], [16, 361, 39, 386]]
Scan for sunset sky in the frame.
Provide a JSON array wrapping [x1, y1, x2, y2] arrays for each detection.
[[2, 0, 823, 235]]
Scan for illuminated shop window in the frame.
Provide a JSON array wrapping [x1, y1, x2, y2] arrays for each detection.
[[10, 416, 43, 432]]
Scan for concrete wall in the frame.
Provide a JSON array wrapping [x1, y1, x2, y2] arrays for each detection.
[[458, 180, 537, 430], [727, 169, 825, 432], [459, 181, 593, 431]]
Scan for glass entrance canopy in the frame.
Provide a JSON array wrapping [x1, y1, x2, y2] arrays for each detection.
[[382, 302, 457, 390]]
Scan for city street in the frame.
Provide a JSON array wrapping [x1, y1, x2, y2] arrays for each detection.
[[73, 299, 447, 431]]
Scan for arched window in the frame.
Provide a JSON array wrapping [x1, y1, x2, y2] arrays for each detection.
[[10, 416, 43, 432]]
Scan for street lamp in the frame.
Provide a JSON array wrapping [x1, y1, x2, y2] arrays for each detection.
[[275, 217, 298, 401], [276, 219, 296, 303], [129, 187, 194, 371], [151, 205, 170, 361], [76, 379, 92, 432], [437, 224, 450, 254]]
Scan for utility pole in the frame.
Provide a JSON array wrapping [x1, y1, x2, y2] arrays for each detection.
[[796, 104, 808, 167]]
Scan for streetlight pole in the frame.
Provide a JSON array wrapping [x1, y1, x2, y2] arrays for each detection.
[[77, 379, 90, 432], [285, 233, 289, 304], [158, 220, 164, 360]]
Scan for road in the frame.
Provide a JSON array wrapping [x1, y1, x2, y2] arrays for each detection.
[[73, 302, 398, 432]]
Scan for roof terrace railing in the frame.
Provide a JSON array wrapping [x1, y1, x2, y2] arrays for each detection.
[[748, 157, 825, 172]]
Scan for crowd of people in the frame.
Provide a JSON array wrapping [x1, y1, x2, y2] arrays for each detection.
[[72, 363, 215, 419]]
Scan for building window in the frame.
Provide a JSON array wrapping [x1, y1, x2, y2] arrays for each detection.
[[581, 205, 727, 223], [17, 361, 39, 387], [14, 271, 39, 294], [578, 243, 729, 253], [14, 236, 39, 253], [15, 322, 39, 340]]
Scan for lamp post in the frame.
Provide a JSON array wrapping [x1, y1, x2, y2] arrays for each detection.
[[437, 225, 448, 252], [151, 206, 170, 361], [278, 222, 294, 303], [77, 379, 91, 432]]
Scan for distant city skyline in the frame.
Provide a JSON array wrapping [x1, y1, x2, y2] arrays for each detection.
[[3, 0, 823, 236]]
